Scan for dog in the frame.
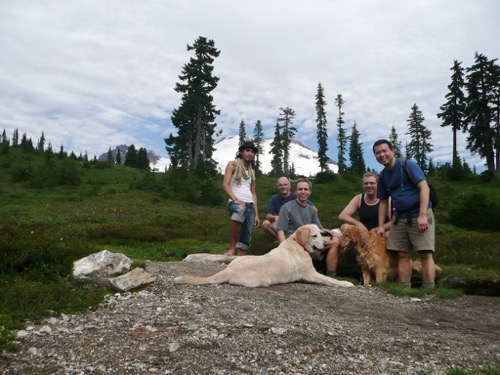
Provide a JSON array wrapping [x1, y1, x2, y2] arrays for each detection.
[[174, 224, 354, 288], [339, 225, 442, 285]]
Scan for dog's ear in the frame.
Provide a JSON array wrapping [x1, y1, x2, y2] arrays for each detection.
[[295, 226, 310, 246], [351, 226, 361, 243]]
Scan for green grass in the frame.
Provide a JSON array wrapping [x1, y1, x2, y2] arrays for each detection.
[[0, 148, 499, 355]]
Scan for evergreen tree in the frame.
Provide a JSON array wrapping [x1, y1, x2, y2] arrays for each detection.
[[124, 144, 137, 167], [315, 83, 329, 172], [21, 133, 34, 153], [137, 147, 150, 170], [269, 121, 283, 175], [238, 120, 246, 146], [405, 104, 433, 172], [437, 60, 467, 168], [335, 94, 347, 174], [37, 131, 46, 152], [464, 52, 499, 173], [116, 149, 122, 165], [165, 36, 220, 171], [1, 129, 9, 155], [253, 120, 264, 173], [389, 126, 402, 158], [58, 144, 67, 159], [12, 128, 19, 146], [277, 107, 297, 174], [107, 147, 114, 163], [45, 142, 54, 160], [348, 122, 365, 174]]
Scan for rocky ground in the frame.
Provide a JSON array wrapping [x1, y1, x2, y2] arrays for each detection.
[[1, 260, 499, 374]]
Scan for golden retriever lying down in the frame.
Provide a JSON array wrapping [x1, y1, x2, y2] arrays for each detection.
[[339, 225, 442, 285], [174, 224, 354, 288]]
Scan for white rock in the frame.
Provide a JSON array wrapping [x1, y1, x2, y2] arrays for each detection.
[[109, 267, 154, 292], [73, 250, 132, 284]]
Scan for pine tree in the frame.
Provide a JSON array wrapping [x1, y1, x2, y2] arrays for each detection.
[[238, 120, 246, 146], [437, 60, 467, 168], [124, 144, 137, 167], [12, 128, 19, 146], [37, 131, 46, 152], [165, 36, 220, 171], [315, 83, 329, 172], [389, 126, 402, 158], [405, 104, 433, 172], [137, 147, 150, 170], [1, 129, 9, 155], [107, 147, 114, 163], [464, 52, 499, 173], [269, 121, 283, 175], [335, 94, 347, 174], [116, 149, 122, 165], [277, 107, 297, 174], [348, 122, 365, 174], [253, 120, 264, 173]]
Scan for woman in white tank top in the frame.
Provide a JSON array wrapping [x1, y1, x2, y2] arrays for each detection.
[[222, 139, 260, 256]]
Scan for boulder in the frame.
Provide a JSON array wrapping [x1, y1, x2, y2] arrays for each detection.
[[109, 268, 154, 292], [73, 250, 132, 284]]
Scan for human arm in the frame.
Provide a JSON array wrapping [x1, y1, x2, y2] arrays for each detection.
[[222, 161, 244, 206], [338, 194, 367, 231], [266, 213, 279, 223], [251, 181, 260, 227], [416, 180, 430, 233], [376, 198, 389, 237], [277, 230, 286, 243], [383, 197, 393, 231]]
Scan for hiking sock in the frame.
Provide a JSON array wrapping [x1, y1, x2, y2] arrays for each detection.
[[399, 281, 411, 288], [422, 282, 435, 289]]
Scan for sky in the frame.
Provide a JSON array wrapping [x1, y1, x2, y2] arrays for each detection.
[[1, 0, 499, 173]]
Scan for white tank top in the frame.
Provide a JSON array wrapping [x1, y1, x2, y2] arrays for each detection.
[[229, 174, 254, 203]]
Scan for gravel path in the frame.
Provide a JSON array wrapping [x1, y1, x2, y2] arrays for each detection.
[[2, 260, 499, 374]]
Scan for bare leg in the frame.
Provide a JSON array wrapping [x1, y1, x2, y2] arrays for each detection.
[[398, 251, 412, 284], [326, 238, 340, 274], [225, 220, 241, 256], [261, 220, 278, 239], [419, 250, 436, 284]]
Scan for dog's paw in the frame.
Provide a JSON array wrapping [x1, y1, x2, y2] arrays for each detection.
[[173, 276, 182, 283], [338, 280, 354, 287]]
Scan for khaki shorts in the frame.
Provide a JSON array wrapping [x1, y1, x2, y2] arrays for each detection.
[[387, 208, 435, 252]]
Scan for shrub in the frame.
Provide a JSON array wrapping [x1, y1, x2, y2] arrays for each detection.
[[448, 189, 500, 230]]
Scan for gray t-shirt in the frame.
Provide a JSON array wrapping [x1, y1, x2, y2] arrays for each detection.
[[276, 199, 323, 238]]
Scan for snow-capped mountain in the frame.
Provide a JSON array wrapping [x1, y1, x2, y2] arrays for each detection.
[[149, 136, 338, 176]]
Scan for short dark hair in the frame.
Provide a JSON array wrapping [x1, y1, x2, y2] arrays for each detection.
[[372, 139, 393, 153]]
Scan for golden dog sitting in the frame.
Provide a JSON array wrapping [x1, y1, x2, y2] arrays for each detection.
[[340, 225, 442, 285], [175, 224, 354, 288]]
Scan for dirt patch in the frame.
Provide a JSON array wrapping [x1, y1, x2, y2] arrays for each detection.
[[2, 260, 499, 374]]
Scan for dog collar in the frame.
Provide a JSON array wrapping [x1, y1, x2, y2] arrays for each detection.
[[292, 237, 309, 252], [361, 233, 370, 249]]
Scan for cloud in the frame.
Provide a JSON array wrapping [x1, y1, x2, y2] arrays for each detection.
[[0, 0, 498, 172]]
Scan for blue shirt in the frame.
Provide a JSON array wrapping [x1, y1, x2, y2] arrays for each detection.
[[377, 158, 428, 217], [265, 193, 312, 215]]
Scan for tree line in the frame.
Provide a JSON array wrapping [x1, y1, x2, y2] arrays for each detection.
[[166, 36, 499, 177]]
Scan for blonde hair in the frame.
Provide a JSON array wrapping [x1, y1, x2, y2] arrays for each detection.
[[362, 172, 378, 182]]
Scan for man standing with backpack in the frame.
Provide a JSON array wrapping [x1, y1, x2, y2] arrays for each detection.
[[373, 139, 437, 289]]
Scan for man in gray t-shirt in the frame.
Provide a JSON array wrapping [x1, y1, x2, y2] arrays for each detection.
[[276, 178, 341, 277]]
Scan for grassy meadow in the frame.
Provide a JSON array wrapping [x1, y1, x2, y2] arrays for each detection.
[[1, 148, 499, 355]]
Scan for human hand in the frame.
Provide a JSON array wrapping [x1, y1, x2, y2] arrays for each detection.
[[417, 214, 428, 233]]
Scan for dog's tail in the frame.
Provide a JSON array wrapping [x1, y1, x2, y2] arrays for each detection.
[[174, 272, 229, 285]]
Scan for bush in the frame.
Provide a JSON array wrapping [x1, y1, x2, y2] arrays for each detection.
[[448, 189, 500, 230]]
